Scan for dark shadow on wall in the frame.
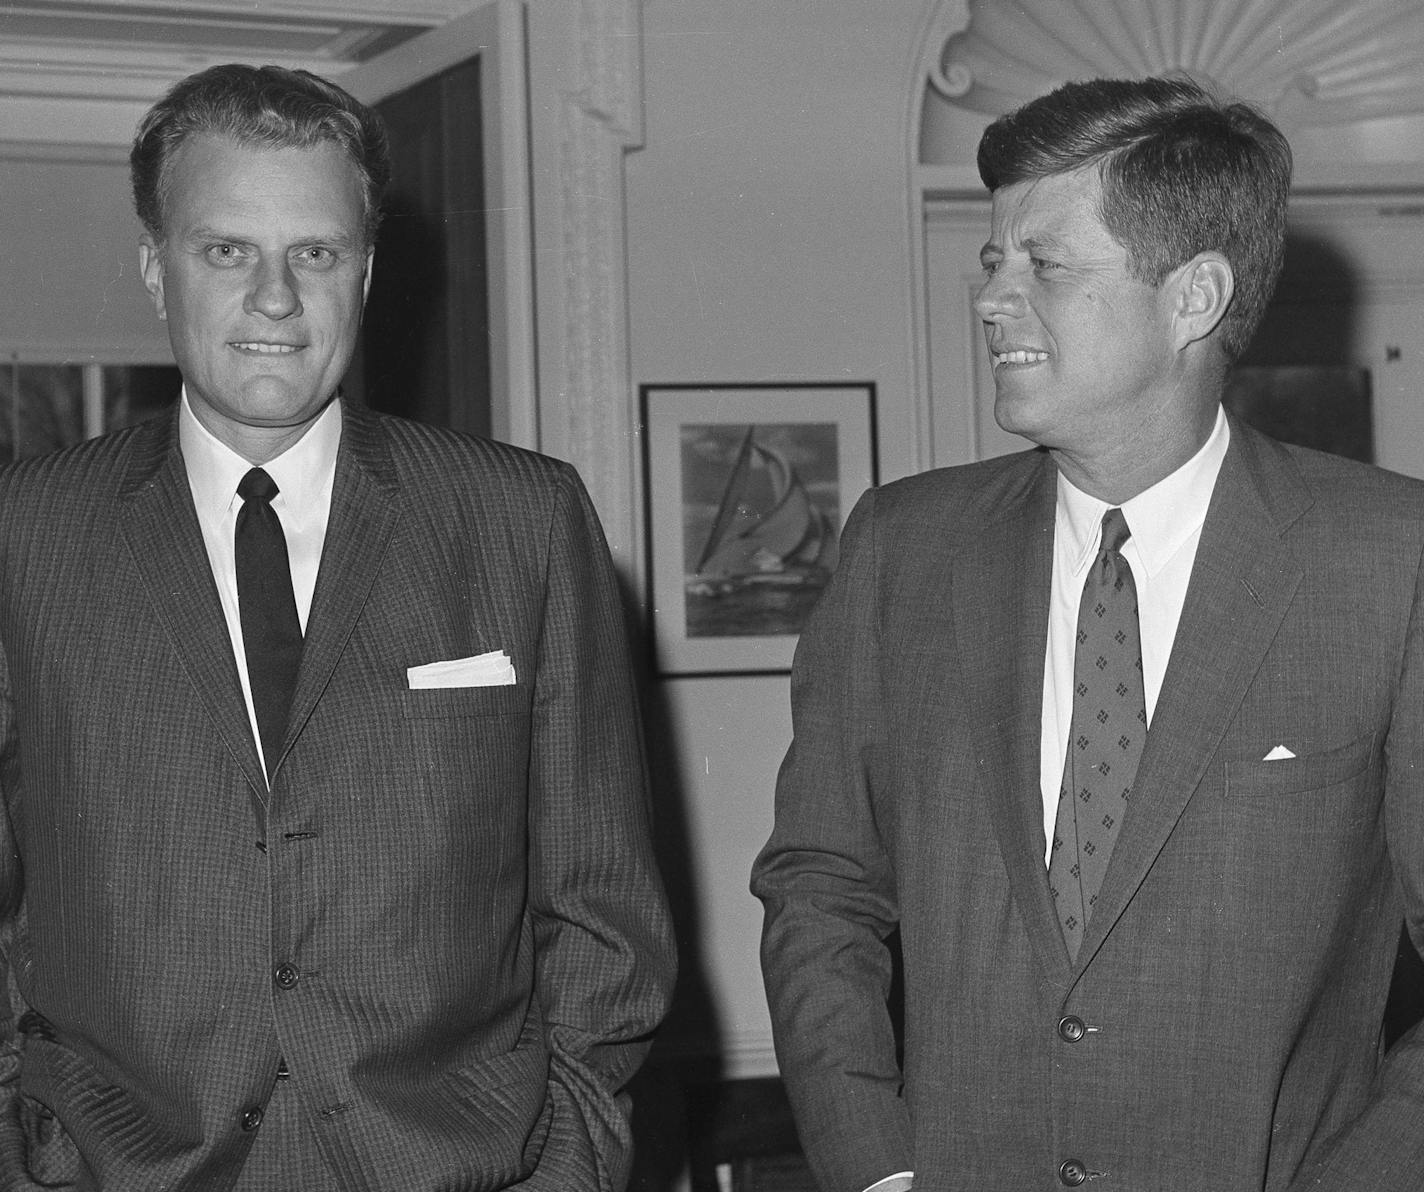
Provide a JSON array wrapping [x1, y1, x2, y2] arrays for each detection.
[[1229, 229, 1372, 460], [617, 572, 722, 1191]]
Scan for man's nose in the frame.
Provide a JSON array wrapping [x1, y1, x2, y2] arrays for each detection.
[[245, 258, 302, 320], [973, 268, 1024, 322]]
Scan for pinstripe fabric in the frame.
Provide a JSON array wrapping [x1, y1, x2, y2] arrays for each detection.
[[0, 401, 675, 1191], [754, 418, 1424, 1192], [231, 1078, 340, 1192]]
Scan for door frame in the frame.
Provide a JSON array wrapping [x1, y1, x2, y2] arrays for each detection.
[[341, 0, 537, 449]]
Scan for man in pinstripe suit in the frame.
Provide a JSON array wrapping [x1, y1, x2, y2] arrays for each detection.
[[0, 64, 674, 1191]]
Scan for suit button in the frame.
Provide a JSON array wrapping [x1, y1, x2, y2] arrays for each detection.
[[1059, 1159, 1087, 1186], [240, 1106, 264, 1132], [1058, 1015, 1086, 1042], [273, 963, 300, 990]]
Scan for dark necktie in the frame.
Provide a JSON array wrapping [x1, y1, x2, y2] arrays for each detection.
[[235, 467, 303, 781], [1048, 507, 1147, 961]]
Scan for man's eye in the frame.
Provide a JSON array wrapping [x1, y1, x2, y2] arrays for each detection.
[[1032, 257, 1061, 272], [205, 244, 244, 265], [296, 247, 336, 268], [980, 260, 1000, 276]]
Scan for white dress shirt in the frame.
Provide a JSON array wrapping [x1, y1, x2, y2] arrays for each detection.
[[1039, 406, 1229, 862], [179, 392, 341, 773]]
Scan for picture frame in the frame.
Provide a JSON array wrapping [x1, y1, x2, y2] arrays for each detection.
[[641, 382, 877, 676]]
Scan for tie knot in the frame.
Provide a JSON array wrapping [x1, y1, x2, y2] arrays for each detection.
[[1100, 507, 1131, 554], [238, 467, 279, 505]]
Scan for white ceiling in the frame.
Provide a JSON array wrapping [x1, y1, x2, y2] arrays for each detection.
[[0, 0, 474, 157]]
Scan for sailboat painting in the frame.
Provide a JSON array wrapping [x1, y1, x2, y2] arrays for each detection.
[[643, 383, 876, 674], [681, 422, 840, 638]]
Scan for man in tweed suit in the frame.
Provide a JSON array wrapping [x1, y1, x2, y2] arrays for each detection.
[[754, 77, 1424, 1190], [0, 64, 674, 1190]]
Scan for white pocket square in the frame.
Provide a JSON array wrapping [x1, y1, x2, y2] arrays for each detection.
[[1262, 744, 1296, 761], [407, 650, 516, 689]]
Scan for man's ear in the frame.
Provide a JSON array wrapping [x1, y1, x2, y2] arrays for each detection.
[[138, 235, 167, 321], [1170, 252, 1234, 350]]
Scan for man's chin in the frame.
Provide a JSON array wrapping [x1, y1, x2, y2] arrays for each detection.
[[992, 393, 1044, 440], [233, 379, 336, 423]]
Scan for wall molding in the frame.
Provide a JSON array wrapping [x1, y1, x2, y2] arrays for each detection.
[[934, 0, 1424, 128], [0, 1, 455, 158], [532, 0, 646, 570]]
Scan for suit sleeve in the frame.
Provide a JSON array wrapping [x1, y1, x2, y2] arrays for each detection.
[[1286, 530, 1424, 1191], [0, 634, 43, 1191], [750, 489, 913, 1192], [518, 464, 676, 1192], [0, 634, 17, 1180]]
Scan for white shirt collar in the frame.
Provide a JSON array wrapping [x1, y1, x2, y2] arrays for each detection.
[[177, 390, 343, 520], [1056, 404, 1230, 578]]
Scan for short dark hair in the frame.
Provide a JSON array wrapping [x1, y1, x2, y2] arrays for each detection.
[[977, 76, 1292, 361], [131, 63, 390, 247]]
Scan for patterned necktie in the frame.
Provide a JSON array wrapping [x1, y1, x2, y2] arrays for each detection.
[[235, 467, 303, 782], [1048, 507, 1146, 961]]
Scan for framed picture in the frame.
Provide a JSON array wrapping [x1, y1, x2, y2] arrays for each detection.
[[641, 382, 877, 676]]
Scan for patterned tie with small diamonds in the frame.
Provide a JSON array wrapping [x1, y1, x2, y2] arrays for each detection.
[[1048, 507, 1146, 961]]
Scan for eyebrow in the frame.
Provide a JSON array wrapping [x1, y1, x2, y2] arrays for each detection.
[[183, 225, 361, 250], [1021, 233, 1070, 255]]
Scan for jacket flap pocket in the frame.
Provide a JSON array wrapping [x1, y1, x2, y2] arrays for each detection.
[[1224, 731, 1376, 797], [400, 684, 527, 719]]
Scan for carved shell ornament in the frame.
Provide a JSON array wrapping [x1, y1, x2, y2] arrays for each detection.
[[933, 0, 1424, 126]]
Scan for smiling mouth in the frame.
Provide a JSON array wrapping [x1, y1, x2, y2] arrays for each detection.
[[993, 349, 1049, 366], [230, 342, 302, 355]]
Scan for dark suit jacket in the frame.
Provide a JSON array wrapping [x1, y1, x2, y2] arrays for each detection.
[[753, 417, 1424, 1192], [0, 401, 676, 1191]]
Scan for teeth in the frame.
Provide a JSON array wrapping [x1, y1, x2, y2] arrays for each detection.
[[994, 350, 1049, 365], [232, 343, 299, 354]]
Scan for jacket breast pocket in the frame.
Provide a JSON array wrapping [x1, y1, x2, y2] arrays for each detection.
[[1223, 731, 1377, 798], [399, 684, 529, 719]]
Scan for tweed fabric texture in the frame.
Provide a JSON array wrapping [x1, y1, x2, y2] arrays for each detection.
[[0, 401, 676, 1191], [754, 418, 1424, 1192]]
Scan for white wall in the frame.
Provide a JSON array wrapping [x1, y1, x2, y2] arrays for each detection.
[[0, 156, 170, 363], [624, 1, 936, 1073]]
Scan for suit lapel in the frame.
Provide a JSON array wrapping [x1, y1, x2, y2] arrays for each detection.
[[274, 402, 401, 776], [952, 452, 1075, 989], [1074, 421, 1310, 970], [118, 412, 269, 801]]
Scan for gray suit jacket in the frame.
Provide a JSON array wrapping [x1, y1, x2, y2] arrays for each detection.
[[753, 417, 1424, 1191], [0, 401, 675, 1191]]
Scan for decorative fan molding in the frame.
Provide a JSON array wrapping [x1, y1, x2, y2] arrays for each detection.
[[932, 0, 1424, 127]]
